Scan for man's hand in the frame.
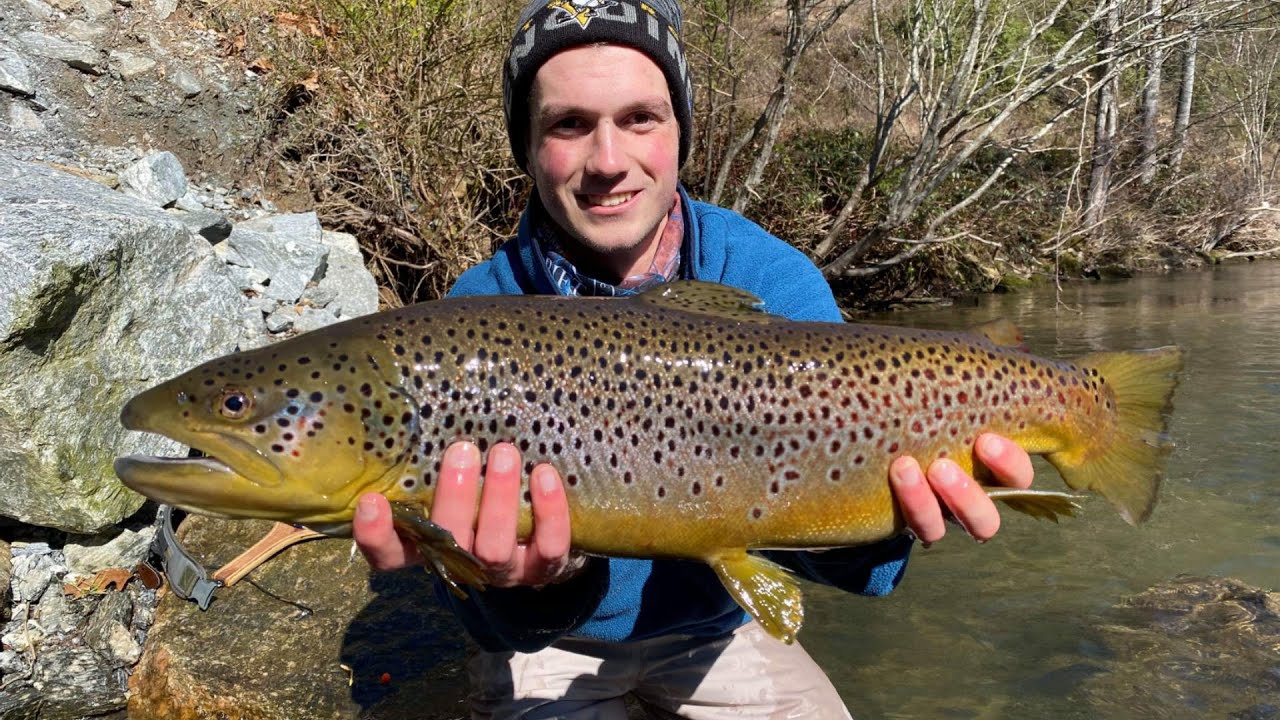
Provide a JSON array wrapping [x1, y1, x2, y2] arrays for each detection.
[[352, 441, 583, 587], [888, 433, 1034, 545]]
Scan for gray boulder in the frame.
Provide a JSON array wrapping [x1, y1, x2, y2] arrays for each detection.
[[0, 44, 35, 97], [0, 540, 10, 621], [63, 527, 156, 579], [17, 31, 103, 75], [0, 156, 244, 533], [315, 229, 378, 319], [227, 212, 328, 304], [118, 150, 187, 208]]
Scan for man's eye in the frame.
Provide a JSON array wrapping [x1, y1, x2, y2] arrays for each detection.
[[552, 117, 583, 131]]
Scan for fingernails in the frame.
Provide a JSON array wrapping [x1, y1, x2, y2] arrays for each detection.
[[978, 433, 1004, 459], [931, 460, 964, 487], [487, 444, 518, 475], [533, 465, 558, 495], [356, 494, 379, 522], [444, 441, 479, 467], [890, 459, 921, 487]]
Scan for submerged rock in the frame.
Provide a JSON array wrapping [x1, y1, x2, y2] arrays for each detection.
[[1085, 576, 1280, 719], [129, 516, 470, 719]]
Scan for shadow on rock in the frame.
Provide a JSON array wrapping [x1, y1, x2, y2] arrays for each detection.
[[129, 516, 471, 719], [339, 567, 472, 718]]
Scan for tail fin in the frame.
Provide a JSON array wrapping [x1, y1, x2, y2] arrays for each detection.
[[1047, 346, 1184, 525]]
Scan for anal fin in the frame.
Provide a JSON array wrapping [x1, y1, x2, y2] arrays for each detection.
[[985, 488, 1081, 523], [708, 550, 804, 644]]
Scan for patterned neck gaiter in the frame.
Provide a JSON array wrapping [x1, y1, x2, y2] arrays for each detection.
[[535, 195, 684, 297]]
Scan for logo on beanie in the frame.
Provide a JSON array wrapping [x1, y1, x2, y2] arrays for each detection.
[[547, 0, 617, 29]]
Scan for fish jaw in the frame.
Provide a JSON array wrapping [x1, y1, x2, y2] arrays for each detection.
[[114, 343, 420, 525], [112, 454, 354, 523], [119, 388, 286, 489]]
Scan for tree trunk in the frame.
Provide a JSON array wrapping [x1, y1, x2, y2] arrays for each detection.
[[1085, 0, 1120, 229], [1169, 29, 1198, 170], [1139, 0, 1164, 184]]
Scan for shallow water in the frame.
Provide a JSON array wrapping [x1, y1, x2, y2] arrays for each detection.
[[805, 262, 1280, 719]]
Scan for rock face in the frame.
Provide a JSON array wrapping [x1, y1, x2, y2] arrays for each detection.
[[0, 155, 246, 533], [1085, 576, 1280, 719], [129, 517, 471, 719]]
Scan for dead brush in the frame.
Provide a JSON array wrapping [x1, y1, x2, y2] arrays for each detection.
[[233, 0, 526, 305]]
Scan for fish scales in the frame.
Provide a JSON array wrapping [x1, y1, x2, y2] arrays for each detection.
[[357, 297, 1091, 554], [115, 281, 1183, 643]]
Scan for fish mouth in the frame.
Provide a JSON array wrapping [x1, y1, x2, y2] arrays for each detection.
[[117, 429, 285, 487], [113, 451, 345, 523], [118, 392, 286, 489], [114, 454, 246, 518]]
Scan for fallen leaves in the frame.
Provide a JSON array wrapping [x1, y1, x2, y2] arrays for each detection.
[[63, 567, 134, 599]]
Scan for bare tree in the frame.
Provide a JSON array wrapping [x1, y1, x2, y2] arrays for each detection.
[[1139, 0, 1165, 184], [687, 0, 757, 195], [1169, 2, 1199, 169], [707, 0, 858, 212], [808, 0, 1270, 279], [1197, 23, 1280, 253], [1084, 0, 1122, 229], [819, 0, 1154, 278]]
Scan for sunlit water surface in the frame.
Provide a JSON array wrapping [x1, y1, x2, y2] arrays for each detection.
[[804, 262, 1280, 719]]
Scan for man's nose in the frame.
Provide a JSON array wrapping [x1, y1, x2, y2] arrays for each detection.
[[585, 124, 626, 177]]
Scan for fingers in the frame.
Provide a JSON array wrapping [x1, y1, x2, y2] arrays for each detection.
[[472, 443, 522, 580], [523, 463, 575, 583], [889, 456, 945, 545], [925, 458, 1001, 542], [975, 433, 1034, 489], [353, 492, 420, 571], [363, 440, 579, 588], [429, 441, 483, 551], [891, 432, 1035, 545]]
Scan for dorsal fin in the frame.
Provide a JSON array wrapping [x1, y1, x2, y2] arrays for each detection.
[[968, 318, 1028, 351], [635, 280, 781, 324]]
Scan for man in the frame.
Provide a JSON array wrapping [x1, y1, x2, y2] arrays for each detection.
[[354, 1, 1035, 717]]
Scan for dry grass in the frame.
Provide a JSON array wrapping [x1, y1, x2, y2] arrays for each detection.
[[209, 0, 524, 304]]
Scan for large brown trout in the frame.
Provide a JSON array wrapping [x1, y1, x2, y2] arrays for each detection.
[[115, 281, 1183, 642]]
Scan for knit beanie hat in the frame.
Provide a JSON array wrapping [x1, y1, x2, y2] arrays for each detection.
[[503, 0, 694, 173]]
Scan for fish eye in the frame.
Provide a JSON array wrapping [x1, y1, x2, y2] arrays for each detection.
[[218, 390, 252, 419]]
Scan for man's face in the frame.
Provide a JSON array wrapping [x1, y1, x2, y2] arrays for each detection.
[[528, 44, 680, 281]]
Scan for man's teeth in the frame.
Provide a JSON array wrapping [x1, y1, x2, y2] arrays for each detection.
[[588, 192, 634, 207]]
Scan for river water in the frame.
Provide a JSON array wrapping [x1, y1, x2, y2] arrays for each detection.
[[805, 262, 1280, 719]]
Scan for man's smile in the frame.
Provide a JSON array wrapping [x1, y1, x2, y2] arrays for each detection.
[[582, 191, 637, 208]]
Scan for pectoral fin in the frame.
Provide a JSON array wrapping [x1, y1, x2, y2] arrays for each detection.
[[390, 502, 489, 597], [708, 550, 804, 644]]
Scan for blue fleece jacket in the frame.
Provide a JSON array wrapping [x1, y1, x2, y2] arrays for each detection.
[[439, 187, 913, 651]]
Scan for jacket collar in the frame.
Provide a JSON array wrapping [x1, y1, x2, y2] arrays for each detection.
[[515, 185, 700, 296]]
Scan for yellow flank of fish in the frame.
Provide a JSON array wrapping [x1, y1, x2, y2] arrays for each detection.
[[115, 281, 1184, 643]]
